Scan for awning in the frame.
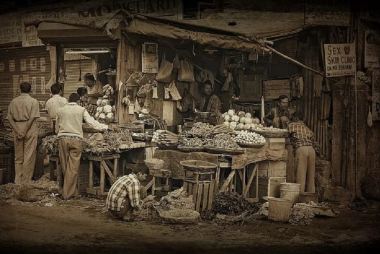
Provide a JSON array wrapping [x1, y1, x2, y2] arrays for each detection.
[[122, 17, 263, 52]]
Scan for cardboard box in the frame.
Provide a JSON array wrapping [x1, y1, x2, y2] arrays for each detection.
[[258, 176, 286, 198]]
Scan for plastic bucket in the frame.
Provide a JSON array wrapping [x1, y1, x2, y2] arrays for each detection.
[[0, 168, 5, 185], [280, 183, 300, 205], [268, 197, 292, 222], [299, 192, 318, 203]]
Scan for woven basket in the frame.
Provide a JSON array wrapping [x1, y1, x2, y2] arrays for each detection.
[[238, 142, 266, 148], [251, 129, 289, 138], [158, 209, 200, 224], [180, 160, 217, 172], [144, 158, 164, 170]]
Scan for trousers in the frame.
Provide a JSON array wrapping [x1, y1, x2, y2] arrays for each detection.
[[14, 123, 37, 184], [58, 138, 82, 199], [273, 116, 289, 129], [295, 146, 316, 194]]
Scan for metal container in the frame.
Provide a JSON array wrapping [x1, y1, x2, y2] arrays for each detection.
[[194, 111, 213, 119]]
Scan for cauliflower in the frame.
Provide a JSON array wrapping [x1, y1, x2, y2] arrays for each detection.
[[232, 115, 240, 122], [223, 121, 230, 127], [99, 113, 106, 119], [96, 99, 102, 106], [237, 123, 244, 130], [240, 117, 246, 123], [96, 107, 103, 113], [103, 105, 112, 113], [228, 109, 235, 117], [224, 114, 231, 122], [244, 117, 253, 124], [245, 113, 252, 118], [101, 100, 108, 106], [106, 112, 114, 119]]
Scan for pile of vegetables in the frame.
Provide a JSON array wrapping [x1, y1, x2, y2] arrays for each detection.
[[83, 129, 133, 155], [178, 137, 204, 148], [95, 99, 115, 123], [252, 125, 288, 132], [234, 130, 266, 145], [222, 109, 261, 131], [204, 133, 240, 150], [184, 122, 214, 138], [41, 135, 59, 155], [102, 84, 114, 97], [152, 130, 181, 147], [37, 123, 52, 138]]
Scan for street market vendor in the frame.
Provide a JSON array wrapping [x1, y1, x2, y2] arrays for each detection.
[[264, 94, 295, 129], [195, 80, 223, 123], [82, 73, 103, 116], [106, 172, 147, 221]]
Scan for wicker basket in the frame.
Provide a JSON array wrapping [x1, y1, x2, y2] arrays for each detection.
[[205, 147, 244, 155], [238, 142, 266, 148], [180, 160, 217, 172], [158, 209, 200, 224], [177, 145, 205, 153], [251, 129, 289, 138]]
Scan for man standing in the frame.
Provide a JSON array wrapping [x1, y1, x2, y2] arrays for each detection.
[[106, 172, 146, 221], [56, 93, 109, 199], [45, 83, 67, 132], [7, 82, 40, 184], [287, 111, 316, 194], [264, 94, 295, 129]]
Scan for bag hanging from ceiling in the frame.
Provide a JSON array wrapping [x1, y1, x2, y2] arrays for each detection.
[[178, 59, 195, 83], [155, 58, 173, 83]]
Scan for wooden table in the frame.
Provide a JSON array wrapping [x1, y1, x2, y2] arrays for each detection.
[[86, 153, 120, 196]]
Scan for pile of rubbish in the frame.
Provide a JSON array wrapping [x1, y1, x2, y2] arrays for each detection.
[[205, 192, 262, 225], [289, 202, 338, 226], [0, 173, 61, 207]]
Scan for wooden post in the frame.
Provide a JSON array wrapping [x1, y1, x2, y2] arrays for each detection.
[[202, 183, 209, 212], [219, 170, 235, 193], [100, 161, 105, 195], [89, 161, 93, 189], [113, 158, 118, 178]]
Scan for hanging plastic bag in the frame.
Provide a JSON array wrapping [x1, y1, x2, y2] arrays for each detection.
[[155, 58, 173, 83], [178, 59, 195, 82], [168, 81, 182, 101], [134, 97, 141, 113]]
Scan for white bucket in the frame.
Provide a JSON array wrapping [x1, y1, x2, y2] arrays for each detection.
[[280, 183, 300, 205], [268, 197, 292, 222]]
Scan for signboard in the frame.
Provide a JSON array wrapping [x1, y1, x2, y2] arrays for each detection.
[[0, 15, 22, 45], [372, 70, 380, 121], [142, 42, 158, 73], [324, 43, 356, 77], [365, 30, 380, 68], [22, 25, 43, 47]]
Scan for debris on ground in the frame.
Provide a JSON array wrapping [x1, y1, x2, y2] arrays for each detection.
[[159, 187, 194, 211], [0, 173, 61, 206], [211, 192, 261, 216], [289, 203, 315, 226]]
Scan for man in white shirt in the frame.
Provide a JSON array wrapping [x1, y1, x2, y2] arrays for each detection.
[[56, 93, 112, 199], [45, 83, 67, 132]]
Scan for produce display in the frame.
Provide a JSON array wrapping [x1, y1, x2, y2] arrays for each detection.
[[222, 110, 261, 131], [234, 130, 266, 146], [184, 122, 213, 138], [94, 98, 115, 123], [102, 84, 114, 97], [37, 123, 52, 138], [83, 129, 133, 155], [252, 125, 288, 132], [152, 130, 181, 147], [204, 133, 241, 150], [41, 135, 59, 156], [178, 137, 204, 148]]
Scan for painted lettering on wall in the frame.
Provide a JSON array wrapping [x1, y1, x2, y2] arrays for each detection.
[[78, 0, 178, 18]]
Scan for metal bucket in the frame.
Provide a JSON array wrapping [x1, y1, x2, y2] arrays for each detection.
[[268, 197, 292, 222]]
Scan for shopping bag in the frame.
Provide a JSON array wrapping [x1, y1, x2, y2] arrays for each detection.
[[178, 60, 195, 82], [155, 58, 173, 83]]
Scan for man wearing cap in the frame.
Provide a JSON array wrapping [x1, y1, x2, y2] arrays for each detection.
[[7, 82, 40, 184]]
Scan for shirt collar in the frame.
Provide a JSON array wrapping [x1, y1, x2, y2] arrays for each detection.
[[52, 94, 61, 97], [20, 93, 30, 97]]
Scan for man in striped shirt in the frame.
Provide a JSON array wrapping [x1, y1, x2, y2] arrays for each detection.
[[287, 111, 316, 194], [106, 172, 146, 221]]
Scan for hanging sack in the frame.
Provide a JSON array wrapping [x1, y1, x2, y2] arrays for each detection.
[[168, 81, 182, 101], [155, 58, 173, 83], [173, 55, 181, 69], [178, 60, 195, 82]]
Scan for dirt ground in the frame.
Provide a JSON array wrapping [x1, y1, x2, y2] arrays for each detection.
[[1, 190, 380, 254]]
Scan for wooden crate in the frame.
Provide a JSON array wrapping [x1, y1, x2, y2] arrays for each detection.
[[258, 161, 287, 177], [255, 176, 286, 198], [184, 180, 215, 212]]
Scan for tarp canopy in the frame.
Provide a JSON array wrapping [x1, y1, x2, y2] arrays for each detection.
[[122, 17, 263, 52]]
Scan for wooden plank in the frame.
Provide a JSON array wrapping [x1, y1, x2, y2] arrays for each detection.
[[183, 181, 188, 193], [219, 170, 235, 193], [196, 184, 202, 212], [193, 183, 198, 204], [202, 183, 209, 212], [208, 180, 215, 210], [244, 164, 258, 197], [189, 183, 193, 195], [101, 161, 116, 183], [243, 167, 246, 196], [114, 157, 118, 177], [100, 162, 105, 195], [151, 176, 155, 195], [89, 161, 93, 189], [105, 160, 114, 171], [86, 188, 97, 195]]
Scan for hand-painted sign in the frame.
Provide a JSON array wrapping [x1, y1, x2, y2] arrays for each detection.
[[324, 43, 356, 77]]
